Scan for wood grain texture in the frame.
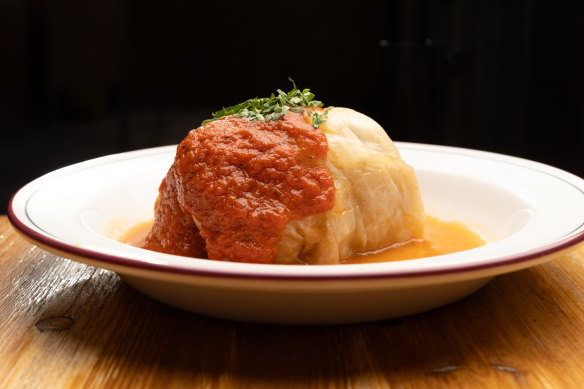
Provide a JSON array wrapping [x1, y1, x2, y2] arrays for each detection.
[[1, 216, 584, 388]]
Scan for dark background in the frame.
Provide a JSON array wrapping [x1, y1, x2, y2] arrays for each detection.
[[2, 0, 583, 213]]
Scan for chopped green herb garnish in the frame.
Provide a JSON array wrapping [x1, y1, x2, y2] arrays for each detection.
[[202, 78, 327, 128], [311, 108, 330, 128]]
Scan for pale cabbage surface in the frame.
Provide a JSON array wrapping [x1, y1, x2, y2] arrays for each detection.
[[274, 107, 425, 264]]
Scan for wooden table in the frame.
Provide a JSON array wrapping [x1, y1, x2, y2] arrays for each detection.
[[2, 215, 584, 388]]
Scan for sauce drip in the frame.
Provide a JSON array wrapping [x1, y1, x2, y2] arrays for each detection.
[[140, 174, 207, 258]]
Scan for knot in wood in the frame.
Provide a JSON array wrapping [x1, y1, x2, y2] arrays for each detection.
[[35, 317, 74, 332]]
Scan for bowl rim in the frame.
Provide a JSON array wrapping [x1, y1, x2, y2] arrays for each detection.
[[8, 142, 584, 282]]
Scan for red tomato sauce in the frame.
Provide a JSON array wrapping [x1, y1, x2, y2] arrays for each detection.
[[139, 172, 207, 258], [140, 111, 335, 263]]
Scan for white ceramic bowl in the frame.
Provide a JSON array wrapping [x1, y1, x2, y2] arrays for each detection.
[[8, 143, 584, 324]]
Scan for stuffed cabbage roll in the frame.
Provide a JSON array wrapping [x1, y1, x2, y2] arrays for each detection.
[[140, 83, 424, 264], [276, 107, 424, 264]]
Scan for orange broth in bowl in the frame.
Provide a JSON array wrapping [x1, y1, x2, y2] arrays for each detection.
[[121, 215, 486, 264]]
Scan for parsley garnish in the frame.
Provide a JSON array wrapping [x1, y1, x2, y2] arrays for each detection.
[[311, 109, 329, 128], [202, 78, 328, 128]]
